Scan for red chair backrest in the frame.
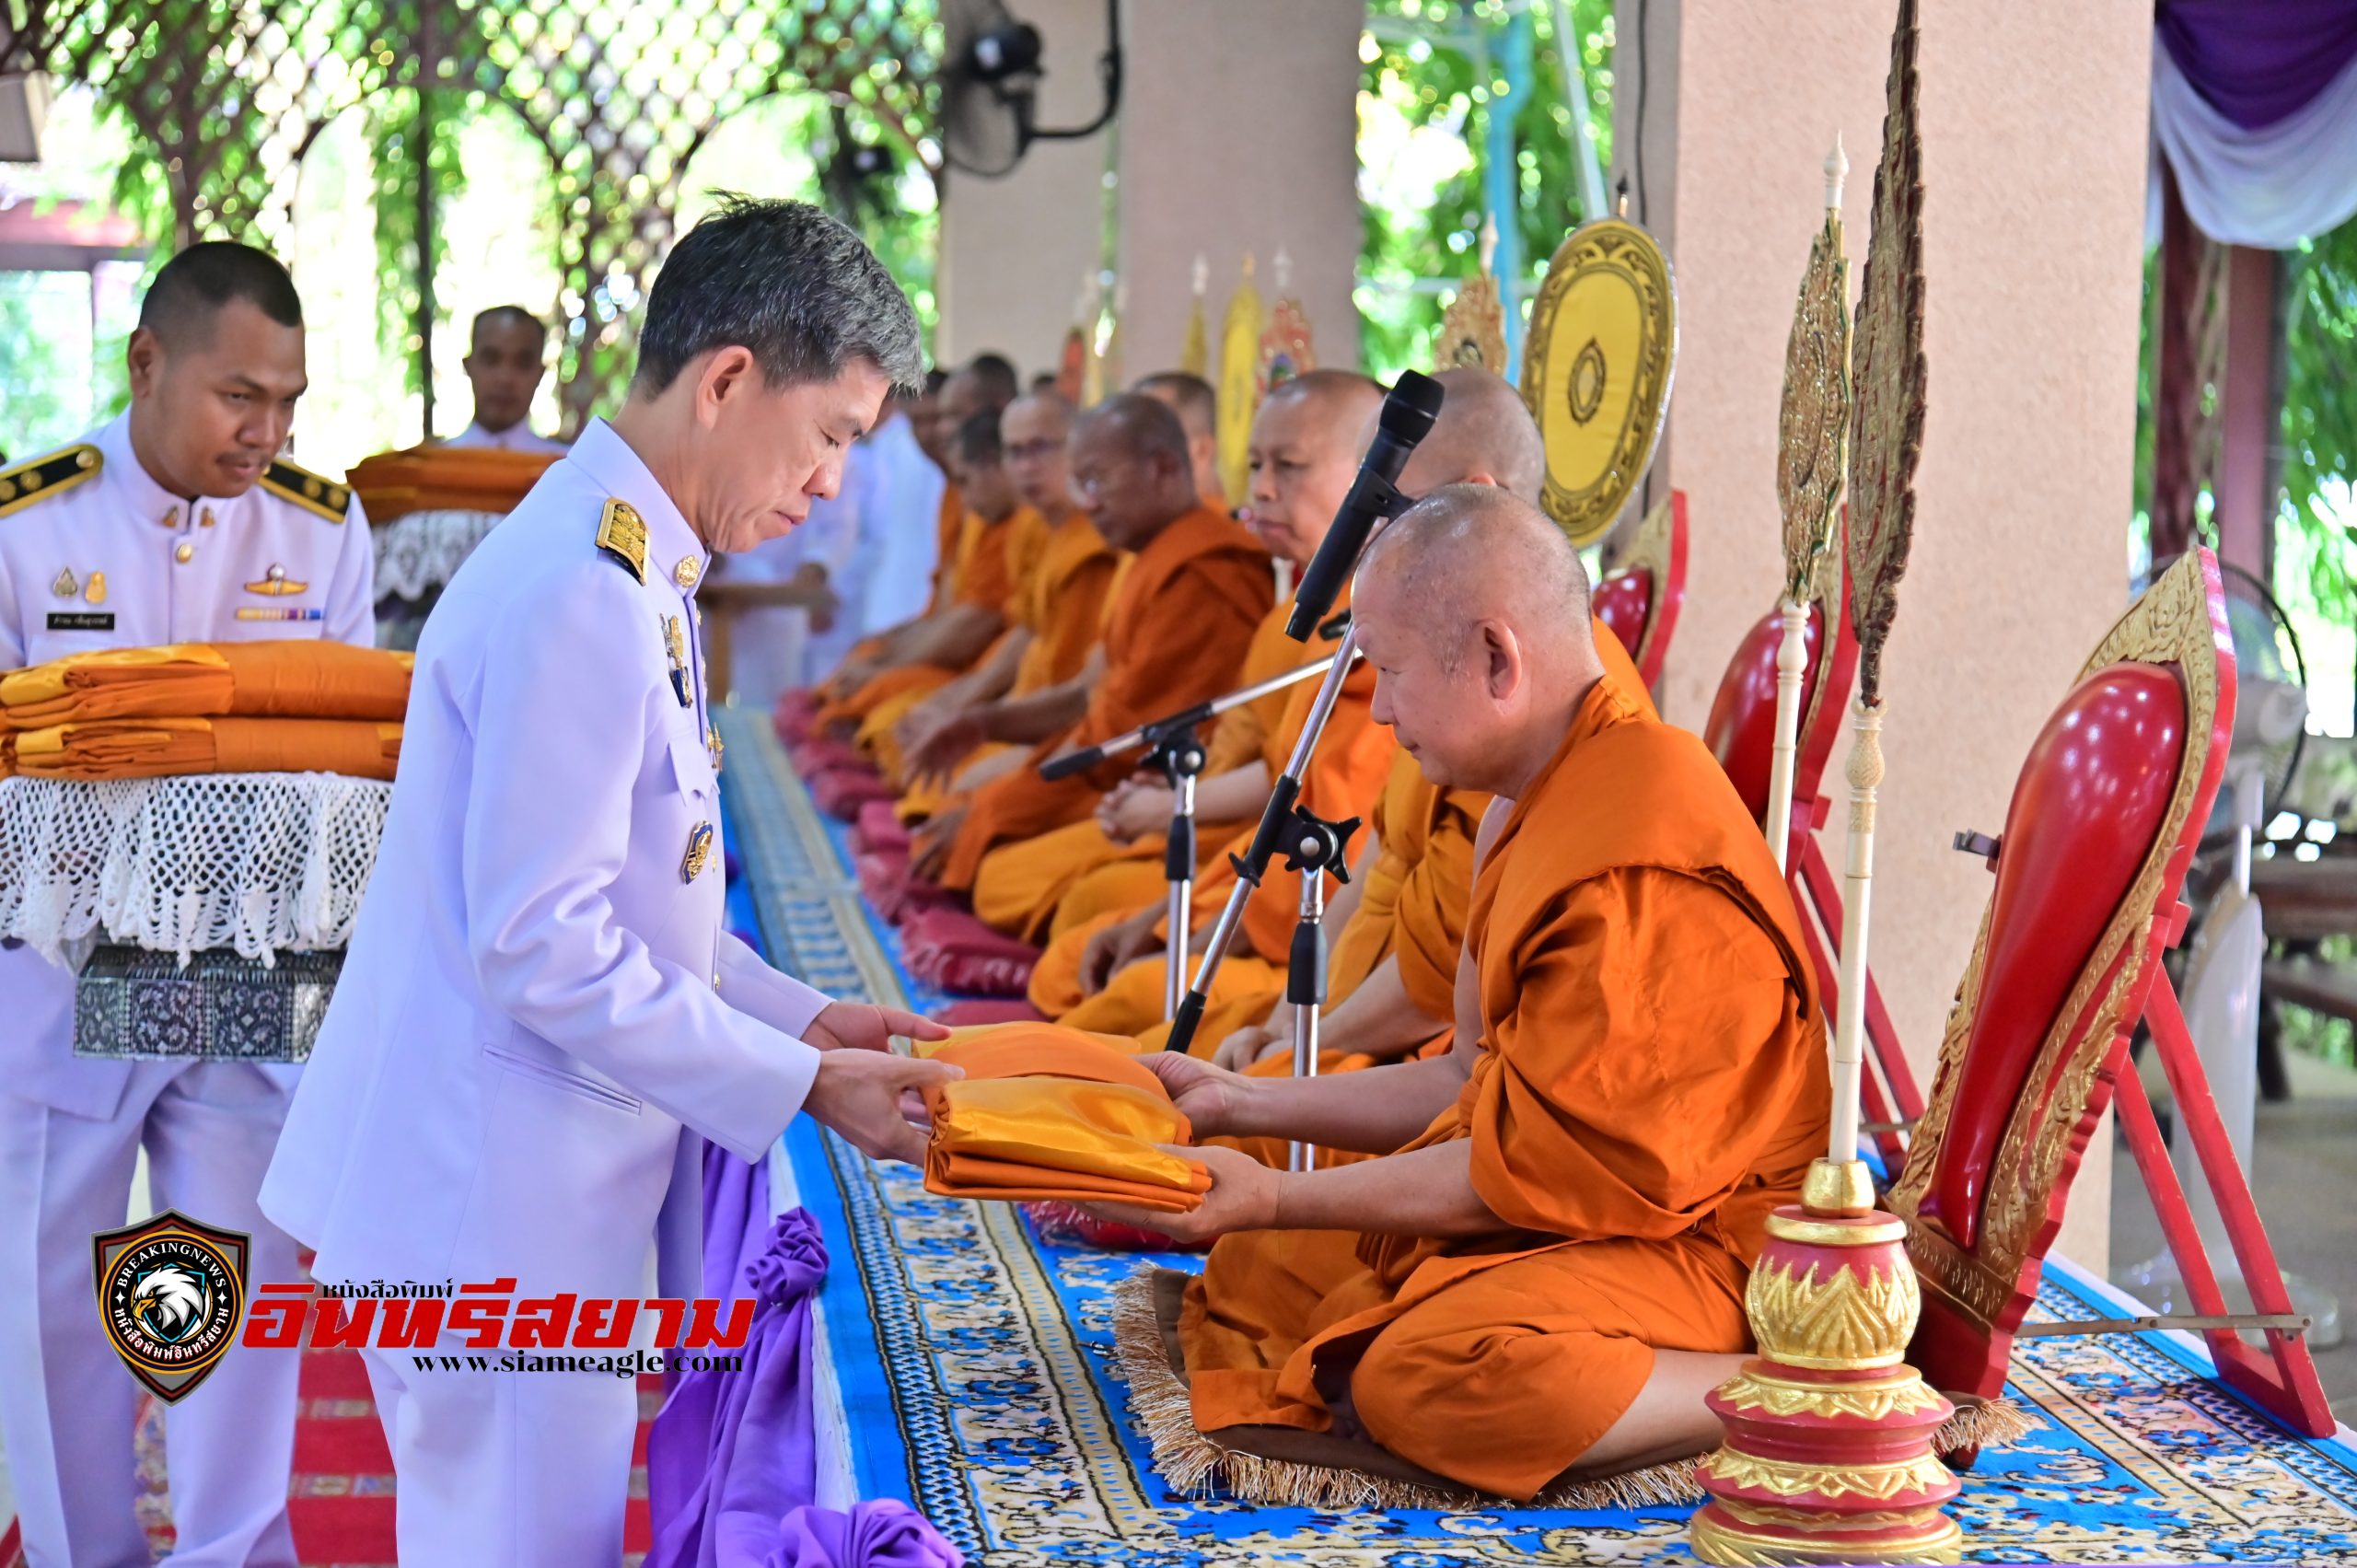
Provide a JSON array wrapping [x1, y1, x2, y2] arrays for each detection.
[[1592, 489, 1688, 689]]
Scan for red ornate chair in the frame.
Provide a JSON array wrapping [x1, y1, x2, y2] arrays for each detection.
[[1701, 535, 1922, 1172], [1888, 550, 2332, 1437], [1591, 489, 1687, 689]]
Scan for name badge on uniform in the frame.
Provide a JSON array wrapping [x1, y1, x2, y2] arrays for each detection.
[[680, 821, 715, 884], [48, 612, 115, 632]]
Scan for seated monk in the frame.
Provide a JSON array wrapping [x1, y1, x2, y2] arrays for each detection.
[[813, 356, 1019, 722], [911, 396, 1273, 889], [1083, 484, 1828, 1500], [1132, 370, 1229, 511], [1036, 367, 1655, 1048], [852, 411, 1046, 779], [893, 390, 1123, 815], [959, 370, 1390, 946]]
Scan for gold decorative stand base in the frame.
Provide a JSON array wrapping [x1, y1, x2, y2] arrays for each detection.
[[1691, 1159, 1963, 1565]]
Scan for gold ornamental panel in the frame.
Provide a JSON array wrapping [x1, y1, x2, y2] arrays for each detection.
[[1520, 217, 1678, 548]]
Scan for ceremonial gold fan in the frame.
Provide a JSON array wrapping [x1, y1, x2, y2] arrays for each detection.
[[1519, 216, 1678, 547]]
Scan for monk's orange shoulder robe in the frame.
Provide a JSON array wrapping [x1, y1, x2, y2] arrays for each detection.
[[936, 505, 1272, 891], [1009, 508, 1122, 696], [1178, 670, 1827, 1500], [925, 482, 966, 614]]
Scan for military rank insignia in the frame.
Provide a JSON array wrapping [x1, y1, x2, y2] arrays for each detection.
[[680, 821, 715, 884], [597, 499, 648, 582]]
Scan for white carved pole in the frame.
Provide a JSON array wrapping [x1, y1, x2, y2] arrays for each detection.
[[1828, 701, 1883, 1168], [1765, 137, 1848, 877]]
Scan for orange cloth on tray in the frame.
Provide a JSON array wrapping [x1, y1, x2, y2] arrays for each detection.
[[0, 642, 413, 730], [5, 716, 402, 782], [1175, 673, 1829, 1498], [919, 1027, 1211, 1213], [346, 444, 560, 523]]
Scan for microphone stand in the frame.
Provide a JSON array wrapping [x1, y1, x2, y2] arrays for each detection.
[[1280, 806, 1358, 1169], [1141, 720, 1208, 1022]]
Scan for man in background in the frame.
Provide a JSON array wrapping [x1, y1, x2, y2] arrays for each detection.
[[442, 305, 567, 453]]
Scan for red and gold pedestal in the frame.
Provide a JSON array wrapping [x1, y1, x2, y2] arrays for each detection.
[[1691, 1159, 1963, 1565]]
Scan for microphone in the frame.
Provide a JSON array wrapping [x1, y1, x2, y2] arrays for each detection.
[[1283, 369, 1446, 641]]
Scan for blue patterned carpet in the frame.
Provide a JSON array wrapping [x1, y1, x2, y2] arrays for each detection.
[[716, 708, 2357, 1565]]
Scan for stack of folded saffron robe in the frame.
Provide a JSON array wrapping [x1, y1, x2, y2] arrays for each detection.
[[0, 642, 412, 782], [918, 1025, 1211, 1214]]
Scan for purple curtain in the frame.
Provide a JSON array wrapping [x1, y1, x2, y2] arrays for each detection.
[[645, 1206, 829, 1568], [2156, 0, 2357, 130]]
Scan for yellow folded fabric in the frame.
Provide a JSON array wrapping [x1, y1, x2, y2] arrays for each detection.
[[4, 716, 402, 782], [1, 642, 413, 730], [920, 1028, 1209, 1213]]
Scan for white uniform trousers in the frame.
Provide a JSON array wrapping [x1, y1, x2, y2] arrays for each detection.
[[0, 1061, 303, 1568], [360, 1342, 640, 1567]]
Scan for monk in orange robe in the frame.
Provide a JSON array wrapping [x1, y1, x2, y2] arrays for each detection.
[[853, 412, 1051, 777], [816, 356, 1020, 716], [893, 391, 1124, 814], [910, 395, 1273, 889], [1132, 370, 1229, 511], [1082, 485, 1829, 1499], [965, 371, 1390, 946], [1036, 368, 1626, 1046]]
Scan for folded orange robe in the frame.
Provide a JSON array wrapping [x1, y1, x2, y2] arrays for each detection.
[[6, 716, 402, 782], [935, 505, 1272, 891], [1178, 673, 1829, 1499], [346, 445, 560, 523], [920, 1027, 1210, 1212], [1, 642, 413, 730]]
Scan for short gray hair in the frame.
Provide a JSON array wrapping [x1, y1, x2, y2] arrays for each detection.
[[633, 195, 923, 397]]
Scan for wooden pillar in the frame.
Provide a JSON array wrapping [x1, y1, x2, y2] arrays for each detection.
[[2213, 244, 2282, 586], [2149, 163, 2203, 566]]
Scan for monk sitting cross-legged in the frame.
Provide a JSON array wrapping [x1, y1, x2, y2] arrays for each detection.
[[966, 370, 1392, 953], [1084, 484, 1829, 1503], [911, 395, 1273, 889], [1040, 368, 1655, 1049], [893, 390, 1123, 816], [812, 356, 1021, 726]]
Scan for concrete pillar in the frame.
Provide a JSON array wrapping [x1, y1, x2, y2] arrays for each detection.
[[935, 0, 1111, 378], [1623, 0, 2154, 1267], [1113, 0, 1364, 377]]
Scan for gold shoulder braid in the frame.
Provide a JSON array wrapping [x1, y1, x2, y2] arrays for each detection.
[[0, 445, 101, 520], [261, 459, 352, 523], [596, 498, 648, 583]]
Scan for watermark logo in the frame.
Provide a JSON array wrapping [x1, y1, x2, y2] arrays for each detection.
[[92, 1211, 249, 1403]]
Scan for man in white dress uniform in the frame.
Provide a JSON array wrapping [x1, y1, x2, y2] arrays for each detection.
[[439, 305, 568, 454], [0, 241, 376, 1567], [261, 198, 958, 1566]]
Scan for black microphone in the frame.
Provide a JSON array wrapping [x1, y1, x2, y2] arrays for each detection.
[[1283, 370, 1446, 641]]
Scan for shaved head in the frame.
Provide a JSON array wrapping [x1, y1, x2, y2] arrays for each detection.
[[1245, 369, 1385, 564], [1394, 366, 1547, 504], [1355, 484, 1603, 795], [1001, 389, 1077, 515], [1132, 368, 1225, 504], [1069, 392, 1201, 549]]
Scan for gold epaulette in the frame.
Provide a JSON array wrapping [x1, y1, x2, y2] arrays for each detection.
[[0, 445, 100, 520], [261, 459, 352, 523], [595, 498, 648, 583]]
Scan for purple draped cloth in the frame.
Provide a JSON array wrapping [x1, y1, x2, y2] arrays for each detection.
[[764, 1501, 964, 1568], [2157, 0, 2357, 130], [645, 1203, 829, 1568]]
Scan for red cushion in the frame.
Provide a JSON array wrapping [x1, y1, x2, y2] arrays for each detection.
[[773, 689, 823, 743], [1024, 1200, 1210, 1253], [935, 999, 1051, 1028], [809, 766, 896, 820], [1922, 663, 2188, 1249], [1703, 602, 1826, 823], [856, 850, 960, 926], [901, 908, 1041, 995], [1593, 568, 1653, 665], [854, 800, 913, 856], [790, 737, 870, 775]]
